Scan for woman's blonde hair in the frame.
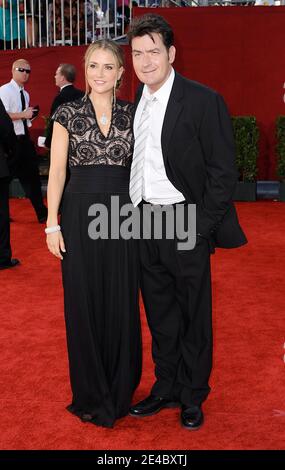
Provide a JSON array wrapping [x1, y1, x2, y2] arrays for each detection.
[[84, 39, 124, 95]]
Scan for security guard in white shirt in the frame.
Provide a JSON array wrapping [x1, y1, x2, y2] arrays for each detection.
[[0, 58, 47, 223]]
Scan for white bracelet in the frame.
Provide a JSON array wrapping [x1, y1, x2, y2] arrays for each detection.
[[45, 225, 61, 234]]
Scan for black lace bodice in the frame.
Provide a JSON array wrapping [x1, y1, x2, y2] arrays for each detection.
[[52, 95, 134, 168]]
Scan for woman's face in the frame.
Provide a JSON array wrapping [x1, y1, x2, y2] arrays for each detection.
[[86, 48, 123, 95]]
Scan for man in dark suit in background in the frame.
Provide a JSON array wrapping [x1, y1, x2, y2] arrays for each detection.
[[0, 99, 20, 270], [128, 14, 247, 430], [45, 63, 84, 148]]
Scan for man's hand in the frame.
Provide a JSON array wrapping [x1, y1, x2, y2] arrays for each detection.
[[22, 107, 34, 119]]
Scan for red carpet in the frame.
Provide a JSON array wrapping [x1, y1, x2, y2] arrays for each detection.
[[0, 200, 284, 450]]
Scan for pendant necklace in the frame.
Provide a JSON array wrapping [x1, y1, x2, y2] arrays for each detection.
[[99, 113, 108, 126]]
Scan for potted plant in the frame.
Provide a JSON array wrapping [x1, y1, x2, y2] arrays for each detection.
[[276, 116, 285, 201], [232, 116, 259, 201]]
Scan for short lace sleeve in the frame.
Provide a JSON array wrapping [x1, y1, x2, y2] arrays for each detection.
[[52, 103, 73, 132]]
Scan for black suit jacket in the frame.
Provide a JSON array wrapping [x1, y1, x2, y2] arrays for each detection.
[[135, 72, 247, 249], [0, 99, 17, 179], [45, 84, 84, 148]]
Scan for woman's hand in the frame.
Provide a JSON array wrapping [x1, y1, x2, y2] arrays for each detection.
[[46, 231, 66, 260]]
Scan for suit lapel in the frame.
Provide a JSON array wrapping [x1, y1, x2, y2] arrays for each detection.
[[161, 73, 184, 165]]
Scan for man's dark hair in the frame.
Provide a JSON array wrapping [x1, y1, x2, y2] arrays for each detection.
[[127, 14, 174, 50], [59, 63, 76, 83]]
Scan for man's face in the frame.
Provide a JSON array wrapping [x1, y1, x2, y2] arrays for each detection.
[[131, 33, 175, 93], [55, 67, 65, 88], [12, 62, 31, 86]]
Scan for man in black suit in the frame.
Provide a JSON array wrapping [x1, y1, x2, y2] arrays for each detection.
[[128, 14, 247, 430], [0, 99, 20, 270], [45, 63, 84, 148]]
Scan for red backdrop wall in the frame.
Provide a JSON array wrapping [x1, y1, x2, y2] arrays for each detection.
[[1, 7, 285, 179]]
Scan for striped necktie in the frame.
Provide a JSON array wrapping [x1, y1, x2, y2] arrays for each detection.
[[130, 97, 155, 207]]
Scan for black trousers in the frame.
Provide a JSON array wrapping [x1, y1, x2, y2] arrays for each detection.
[[0, 177, 12, 265], [139, 203, 213, 406], [14, 136, 47, 221]]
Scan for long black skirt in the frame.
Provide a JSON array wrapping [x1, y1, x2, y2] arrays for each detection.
[[60, 165, 142, 428]]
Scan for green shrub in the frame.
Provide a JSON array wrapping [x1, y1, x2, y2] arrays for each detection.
[[232, 116, 259, 182], [276, 116, 285, 181]]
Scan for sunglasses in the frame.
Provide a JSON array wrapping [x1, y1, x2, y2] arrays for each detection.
[[15, 67, 31, 74]]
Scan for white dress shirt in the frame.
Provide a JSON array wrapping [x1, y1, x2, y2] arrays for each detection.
[[134, 67, 185, 205], [0, 79, 31, 136]]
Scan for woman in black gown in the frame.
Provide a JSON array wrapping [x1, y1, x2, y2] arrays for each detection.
[[46, 40, 142, 428]]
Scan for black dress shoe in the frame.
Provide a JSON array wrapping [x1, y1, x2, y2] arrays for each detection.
[[129, 395, 179, 417], [181, 405, 204, 431], [0, 258, 20, 270]]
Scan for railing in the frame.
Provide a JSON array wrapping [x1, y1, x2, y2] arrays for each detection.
[[0, 0, 284, 50]]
